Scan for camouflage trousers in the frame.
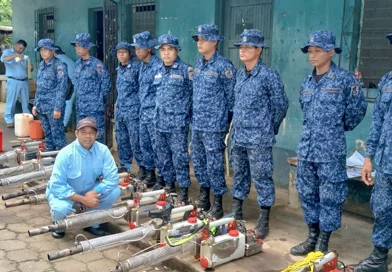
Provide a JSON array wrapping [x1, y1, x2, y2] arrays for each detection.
[[115, 117, 143, 170], [38, 112, 67, 150], [296, 159, 347, 232], [230, 144, 275, 207], [155, 130, 191, 188], [371, 171, 392, 249], [191, 130, 227, 196]]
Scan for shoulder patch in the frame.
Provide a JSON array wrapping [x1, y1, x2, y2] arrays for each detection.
[[225, 69, 233, 79], [96, 63, 104, 75], [57, 70, 64, 77], [188, 66, 193, 81], [351, 84, 359, 96]]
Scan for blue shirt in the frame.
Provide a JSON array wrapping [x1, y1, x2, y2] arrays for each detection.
[[153, 58, 193, 132], [115, 61, 140, 121], [55, 54, 76, 85], [0, 48, 28, 79], [192, 51, 236, 132], [46, 140, 119, 200], [366, 71, 392, 174], [232, 59, 288, 147], [297, 63, 367, 162], [74, 56, 111, 114], [139, 54, 162, 123]]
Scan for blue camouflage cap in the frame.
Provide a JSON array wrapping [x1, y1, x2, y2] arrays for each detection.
[[234, 29, 265, 48], [155, 34, 182, 51], [130, 31, 158, 49], [111, 41, 133, 56], [192, 24, 224, 42], [34, 38, 57, 52], [70, 33, 96, 49], [386, 33, 392, 45], [301, 30, 342, 54]]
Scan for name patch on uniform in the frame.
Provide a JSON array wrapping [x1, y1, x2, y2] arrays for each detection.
[[155, 74, 162, 79], [382, 88, 392, 92], [205, 71, 218, 77], [225, 69, 233, 79], [170, 74, 183, 80], [321, 88, 343, 93], [351, 85, 359, 96], [194, 68, 201, 73], [301, 90, 313, 94]]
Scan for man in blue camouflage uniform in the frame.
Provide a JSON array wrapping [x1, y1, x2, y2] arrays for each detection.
[[191, 24, 236, 219], [53, 46, 76, 128], [154, 34, 193, 203], [0, 39, 31, 128], [291, 30, 367, 256], [131, 31, 162, 187], [112, 42, 145, 178], [347, 33, 392, 272], [32, 39, 68, 150], [230, 29, 288, 238], [71, 33, 111, 143]]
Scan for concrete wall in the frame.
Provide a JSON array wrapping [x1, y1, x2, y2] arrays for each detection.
[[12, 0, 103, 77], [155, 0, 219, 65]]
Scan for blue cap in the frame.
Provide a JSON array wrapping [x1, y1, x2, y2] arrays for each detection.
[[35, 39, 57, 52], [301, 30, 342, 54], [130, 31, 158, 49], [155, 34, 182, 51], [192, 24, 224, 42], [111, 42, 133, 56], [70, 33, 96, 49], [386, 33, 392, 45], [234, 29, 265, 48]]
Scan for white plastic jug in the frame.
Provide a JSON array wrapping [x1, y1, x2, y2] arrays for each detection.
[[14, 113, 34, 137]]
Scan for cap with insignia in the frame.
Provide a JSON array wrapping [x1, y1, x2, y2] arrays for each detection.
[[234, 29, 265, 48], [111, 41, 133, 56], [130, 31, 158, 49], [70, 33, 96, 49], [155, 34, 182, 51], [35, 38, 57, 52], [301, 30, 342, 54], [192, 24, 224, 42]]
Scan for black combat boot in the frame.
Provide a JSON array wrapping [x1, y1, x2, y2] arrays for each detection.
[[156, 176, 166, 187], [314, 229, 331, 253], [254, 206, 270, 239], [165, 181, 176, 194], [177, 187, 189, 205], [197, 187, 211, 211], [142, 170, 156, 188], [138, 166, 147, 180], [232, 197, 243, 220], [290, 223, 320, 256], [207, 195, 224, 219], [347, 246, 389, 272]]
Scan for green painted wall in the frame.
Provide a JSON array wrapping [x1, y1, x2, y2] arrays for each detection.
[[12, 0, 103, 77], [155, 0, 219, 66]]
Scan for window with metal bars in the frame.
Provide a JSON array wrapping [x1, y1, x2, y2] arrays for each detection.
[[34, 7, 55, 67], [357, 0, 392, 95], [125, 0, 156, 38]]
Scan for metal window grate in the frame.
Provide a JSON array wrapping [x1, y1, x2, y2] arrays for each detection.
[[34, 7, 55, 67], [125, 0, 156, 37], [357, 0, 392, 91]]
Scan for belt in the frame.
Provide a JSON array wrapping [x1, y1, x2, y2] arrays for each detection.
[[8, 77, 27, 81]]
